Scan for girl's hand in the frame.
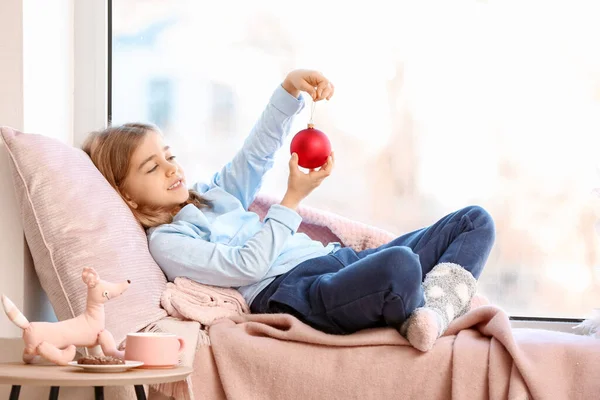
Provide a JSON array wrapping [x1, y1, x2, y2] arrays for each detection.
[[281, 152, 335, 210], [282, 69, 335, 102]]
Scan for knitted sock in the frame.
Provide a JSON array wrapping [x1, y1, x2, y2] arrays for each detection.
[[399, 262, 477, 352]]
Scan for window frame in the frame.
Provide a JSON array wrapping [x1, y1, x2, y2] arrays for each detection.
[[73, 0, 110, 147], [77, 0, 586, 330]]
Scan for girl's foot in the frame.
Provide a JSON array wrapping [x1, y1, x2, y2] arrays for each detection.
[[400, 262, 477, 352], [399, 307, 444, 352]]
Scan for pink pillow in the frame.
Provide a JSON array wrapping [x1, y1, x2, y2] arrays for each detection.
[[1, 126, 167, 345]]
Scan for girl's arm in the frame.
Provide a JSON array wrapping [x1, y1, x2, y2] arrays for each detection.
[[208, 69, 335, 210], [148, 204, 302, 287], [208, 85, 304, 210], [154, 133, 335, 288]]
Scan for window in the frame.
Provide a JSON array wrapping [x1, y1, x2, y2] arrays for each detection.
[[111, 0, 600, 319], [147, 78, 173, 129], [209, 81, 237, 134]]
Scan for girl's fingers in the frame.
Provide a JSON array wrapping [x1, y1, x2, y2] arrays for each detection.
[[326, 82, 335, 100], [321, 86, 333, 101], [289, 153, 300, 174], [316, 80, 330, 100], [314, 156, 333, 179], [324, 155, 334, 172], [298, 81, 317, 100]]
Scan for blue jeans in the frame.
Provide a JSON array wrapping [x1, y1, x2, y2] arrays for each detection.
[[250, 206, 496, 334]]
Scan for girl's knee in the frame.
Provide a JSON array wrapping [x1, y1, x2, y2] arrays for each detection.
[[463, 205, 489, 220], [464, 205, 495, 240], [370, 248, 424, 321], [376, 247, 422, 285]]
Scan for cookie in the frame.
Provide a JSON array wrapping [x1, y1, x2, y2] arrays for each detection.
[[77, 355, 125, 365]]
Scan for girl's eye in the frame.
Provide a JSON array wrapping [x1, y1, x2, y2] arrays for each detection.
[[146, 156, 175, 173]]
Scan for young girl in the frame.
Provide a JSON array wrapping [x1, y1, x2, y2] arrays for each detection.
[[83, 69, 495, 352]]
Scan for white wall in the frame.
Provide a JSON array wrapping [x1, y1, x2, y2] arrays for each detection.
[[0, 0, 27, 339], [0, 0, 75, 338]]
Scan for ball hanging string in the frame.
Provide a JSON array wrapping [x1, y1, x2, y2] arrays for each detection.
[[309, 100, 316, 128]]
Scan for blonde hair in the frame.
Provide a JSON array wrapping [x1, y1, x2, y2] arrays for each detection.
[[82, 122, 211, 228]]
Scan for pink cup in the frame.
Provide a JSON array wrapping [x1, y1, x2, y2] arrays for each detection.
[[124, 332, 185, 368]]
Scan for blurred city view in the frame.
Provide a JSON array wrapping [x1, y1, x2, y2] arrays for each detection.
[[112, 0, 600, 318]]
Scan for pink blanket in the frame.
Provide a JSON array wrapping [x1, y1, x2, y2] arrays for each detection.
[[160, 277, 250, 325], [202, 306, 600, 400], [248, 194, 396, 251]]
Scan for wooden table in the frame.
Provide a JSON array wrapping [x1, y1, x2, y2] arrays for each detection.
[[0, 362, 192, 400]]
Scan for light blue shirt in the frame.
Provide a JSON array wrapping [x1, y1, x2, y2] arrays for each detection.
[[147, 85, 339, 306]]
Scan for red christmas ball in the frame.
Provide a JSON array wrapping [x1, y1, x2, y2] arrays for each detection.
[[290, 124, 331, 169]]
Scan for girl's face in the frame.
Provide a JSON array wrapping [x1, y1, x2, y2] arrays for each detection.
[[123, 131, 189, 210]]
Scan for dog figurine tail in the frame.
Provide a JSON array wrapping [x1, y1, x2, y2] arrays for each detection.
[[1, 294, 30, 330]]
